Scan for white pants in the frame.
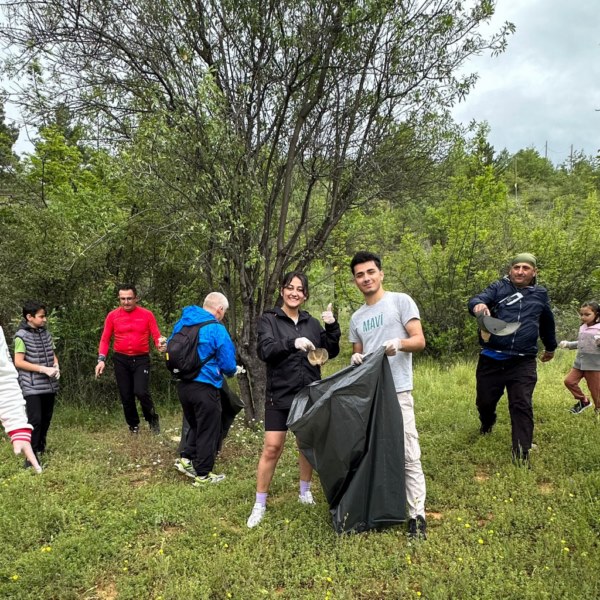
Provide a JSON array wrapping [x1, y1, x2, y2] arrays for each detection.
[[397, 391, 426, 519]]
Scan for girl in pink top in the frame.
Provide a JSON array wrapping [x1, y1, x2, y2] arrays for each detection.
[[559, 301, 600, 414]]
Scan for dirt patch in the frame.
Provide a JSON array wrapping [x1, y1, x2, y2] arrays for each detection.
[[125, 467, 153, 487], [474, 471, 490, 482], [426, 511, 443, 520], [477, 513, 494, 527], [89, 580, 117, 600], [538, 481, 554, 494]]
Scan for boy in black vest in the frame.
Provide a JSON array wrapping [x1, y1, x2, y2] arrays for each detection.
[[14, 301, 60, 468]]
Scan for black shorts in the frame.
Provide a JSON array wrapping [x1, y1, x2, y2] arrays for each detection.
[[264, 407, 291, 432]]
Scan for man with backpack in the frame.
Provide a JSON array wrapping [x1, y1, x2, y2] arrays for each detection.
[[168, 292, 238, 485]]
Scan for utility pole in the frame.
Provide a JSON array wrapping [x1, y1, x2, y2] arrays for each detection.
[[570, 144, 573, 172]]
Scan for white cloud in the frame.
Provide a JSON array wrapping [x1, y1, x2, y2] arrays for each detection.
[[453, 0, 600, 161]]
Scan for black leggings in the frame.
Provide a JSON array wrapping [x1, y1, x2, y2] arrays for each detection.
[[24, 393, 55, 454]]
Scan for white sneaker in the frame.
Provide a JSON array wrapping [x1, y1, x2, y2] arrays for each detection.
[[247, 503, 266, 528], [298, 490, 316, 505]]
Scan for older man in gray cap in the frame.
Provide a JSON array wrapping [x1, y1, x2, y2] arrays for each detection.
[[468, 253, 557, 464]]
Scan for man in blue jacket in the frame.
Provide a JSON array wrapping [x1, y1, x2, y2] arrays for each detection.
[[170, 292, 238, 485], [468, 253, 557, 463]]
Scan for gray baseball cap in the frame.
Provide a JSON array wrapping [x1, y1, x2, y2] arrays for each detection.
[[476, 312, 521, 336]]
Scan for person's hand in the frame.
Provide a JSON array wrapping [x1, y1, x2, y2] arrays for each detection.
[[158, 336, 167, 353], [39, 365, 59, 378], [95, 361, 105, 379], [351, 353, 364, 365], [53, 368, 60, 380], [540, 351, 555, 362], [595, 335, 600, 347], [12, 440, 42, 473], [473, 304, 490, 317], [383, 338, 402, 356], [294, 337, 315, 352], [235, 365, 246, 376], [321, 303, 335, 325], [558, 341, 569, 349]]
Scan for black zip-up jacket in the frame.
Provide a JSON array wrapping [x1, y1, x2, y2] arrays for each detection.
[[257, 307, 341, 410], [468, 276, 557, 357]]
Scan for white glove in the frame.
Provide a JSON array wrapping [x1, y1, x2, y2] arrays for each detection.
[[40, 365, 59, 378], [558, 341, 569, 349], [321, 303, 335, 325], [383, 338, 402, 356], [294, 337, 316, 352], [351, 353, 364, 365], [235, 365, 246, 376]]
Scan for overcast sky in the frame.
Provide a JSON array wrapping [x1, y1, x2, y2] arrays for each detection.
[[452, 0, 600, 163]]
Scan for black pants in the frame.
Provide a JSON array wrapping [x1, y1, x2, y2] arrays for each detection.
[[178, 381, 241, 456], [177, 381, 221, 477], [476, 354, 537, 458], [25, 393, 55, 454], [112, 353, 158, 428]]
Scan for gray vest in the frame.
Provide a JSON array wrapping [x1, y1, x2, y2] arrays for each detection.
[[14, 322, 59, 396]]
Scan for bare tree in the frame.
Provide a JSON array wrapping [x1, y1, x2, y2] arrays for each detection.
[[0, 0, 513, 419]]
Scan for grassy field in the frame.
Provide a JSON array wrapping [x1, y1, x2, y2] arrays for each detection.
[[1, 351, 600, 599]]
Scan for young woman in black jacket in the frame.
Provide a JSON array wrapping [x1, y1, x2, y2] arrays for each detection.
[[247, 271, 341, 528]]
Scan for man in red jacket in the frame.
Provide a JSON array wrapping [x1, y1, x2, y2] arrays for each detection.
[[95, 285, 166, 433]]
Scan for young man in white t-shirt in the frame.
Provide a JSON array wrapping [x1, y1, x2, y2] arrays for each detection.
[[349, 251, 427, 539]]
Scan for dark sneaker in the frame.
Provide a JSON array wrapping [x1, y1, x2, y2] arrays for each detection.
[[149, 416, 160, 434], [407, 515, 427, 540], [479, 416, 496, 435], [569, 400, 591, 414], [512, 446, 531, 468], [23, 452, 42, 470], [129, 425, 140, 434], [174, 457, 197, 479]]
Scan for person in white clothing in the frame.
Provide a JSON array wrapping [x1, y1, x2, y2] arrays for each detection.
[[348, 251, 427, 539], [0, 326, 42, 472]]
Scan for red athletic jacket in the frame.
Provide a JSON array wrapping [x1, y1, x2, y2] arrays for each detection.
[[98, 306, 162, 356]]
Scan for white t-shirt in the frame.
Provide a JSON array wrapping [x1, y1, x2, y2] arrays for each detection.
[[349, 291, 420, 392]]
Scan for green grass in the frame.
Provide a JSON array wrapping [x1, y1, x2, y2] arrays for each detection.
[[1, 352, 600, 599]]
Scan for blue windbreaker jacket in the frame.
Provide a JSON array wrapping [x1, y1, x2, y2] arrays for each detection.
[[169, 306, 237, 387]]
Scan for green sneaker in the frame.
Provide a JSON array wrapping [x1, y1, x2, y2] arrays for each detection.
[[192, 472, 226, 486], [174, 457, 197, 479]]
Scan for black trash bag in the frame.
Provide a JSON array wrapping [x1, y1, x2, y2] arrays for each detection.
[[288, 346, 406, 534]]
